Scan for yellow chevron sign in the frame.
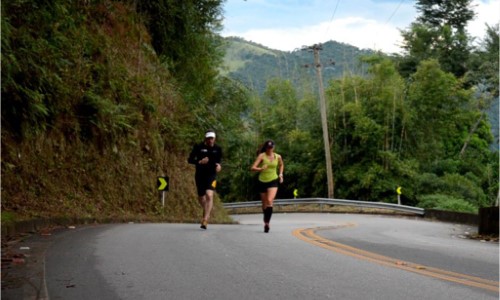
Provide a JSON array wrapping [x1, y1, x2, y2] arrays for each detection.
[[157, 176, 169, 191], [396, 186, 402, 195]]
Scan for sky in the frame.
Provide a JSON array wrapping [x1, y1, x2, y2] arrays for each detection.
[[221, 0, 500, 54]]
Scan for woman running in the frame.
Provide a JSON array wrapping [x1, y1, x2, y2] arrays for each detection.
[[251, 140, 284, 233]]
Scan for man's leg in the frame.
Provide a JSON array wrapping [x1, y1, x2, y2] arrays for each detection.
[[199, 190, 214, 229], [198, 195, 207, 217], [203, 190, 214, 222], [198, 194, 208, 229]]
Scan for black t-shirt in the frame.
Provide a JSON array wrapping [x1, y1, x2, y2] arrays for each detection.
[[188, 142, 222, 176]]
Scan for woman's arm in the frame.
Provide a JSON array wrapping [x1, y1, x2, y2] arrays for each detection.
[[278, 155, 284, 183], [251, 153, 266, 172]]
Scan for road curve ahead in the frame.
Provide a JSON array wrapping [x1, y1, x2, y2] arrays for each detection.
[[42, 213, 498, 300]]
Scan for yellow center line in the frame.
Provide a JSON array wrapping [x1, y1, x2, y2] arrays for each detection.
[[292, 226, 499, 293]]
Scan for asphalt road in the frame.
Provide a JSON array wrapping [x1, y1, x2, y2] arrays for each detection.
[[3, 213, 499, 299]]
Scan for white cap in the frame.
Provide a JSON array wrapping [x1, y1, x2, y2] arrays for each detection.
[[205, 131, 216, 139]]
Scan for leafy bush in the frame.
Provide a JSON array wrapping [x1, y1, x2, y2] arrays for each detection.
[[414, 172, 486, 208], [442, 173, 487, 207], [417, 194, 477, 213], [429, 159, 460, 175]]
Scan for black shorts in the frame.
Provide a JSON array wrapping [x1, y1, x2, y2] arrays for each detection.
[[257, 179, 279, 193], [195, 174, 217, 197]]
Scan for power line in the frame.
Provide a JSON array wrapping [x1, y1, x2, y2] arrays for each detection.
[[324, 0, 341, 38], [370, 0, 406, 53], [384, 0, 406, 25]]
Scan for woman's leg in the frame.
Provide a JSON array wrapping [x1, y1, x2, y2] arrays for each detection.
[[265, 187, 277, 222], [262, 187, 278, 232], [266, 187, 278, 207], [260, 192, 267, 211], [260, 191, 271, 232], [260, 192, 268, 226]]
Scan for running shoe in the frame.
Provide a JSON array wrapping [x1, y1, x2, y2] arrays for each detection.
[[200, 220, 208, 230], [264, 224, 270, 233]]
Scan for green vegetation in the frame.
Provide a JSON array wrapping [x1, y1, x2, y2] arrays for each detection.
[[1, 0, 233, 224], [227, 54, 498, 213], [218, 0, 498, 213], [1, 212, 17, 227], [221, 37, 279, 75], [417, 194, 477, 213], [1, 0, 498, 227]]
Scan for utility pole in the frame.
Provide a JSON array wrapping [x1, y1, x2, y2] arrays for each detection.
[[304, 44, 334, 198]]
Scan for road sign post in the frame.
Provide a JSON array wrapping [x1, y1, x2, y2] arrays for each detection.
[[157, 176, 169, 207], [396, 186, 402, 205], [293, 189, 299, 209]]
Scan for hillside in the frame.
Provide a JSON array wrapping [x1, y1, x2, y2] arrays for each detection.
[[221, 36, 375, 95], [1, 1, 232, 226], [221, 37, 280, 74]]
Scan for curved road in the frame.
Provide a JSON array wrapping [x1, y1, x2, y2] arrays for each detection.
[[36, 214, 499, 299]]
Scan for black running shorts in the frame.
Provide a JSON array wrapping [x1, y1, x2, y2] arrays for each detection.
[[195, 174, 217, 197], [257, 178, 279, 193]]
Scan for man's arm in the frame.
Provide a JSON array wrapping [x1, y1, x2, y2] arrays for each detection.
[[187, 144, 199, 165], [215, 145, 222, 164], [215, 145, 222, 172]]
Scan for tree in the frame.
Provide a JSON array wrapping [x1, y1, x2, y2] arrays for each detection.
[[252, 78, 299, 143], [211, 77, 256, 202], [415, 0, 475, 30], [398, 0, 475, 78], [137, 0, 224, 107], [405, 59, 471, 163], [467, 24, 499, 97], [325, 56, 412, 202]]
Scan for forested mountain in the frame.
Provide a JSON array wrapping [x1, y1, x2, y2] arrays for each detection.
[[221, 37, 374, 96], [221, 37, 499, 150]]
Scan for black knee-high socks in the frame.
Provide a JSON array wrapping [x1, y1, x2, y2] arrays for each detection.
[[263, 206, 273, 223]]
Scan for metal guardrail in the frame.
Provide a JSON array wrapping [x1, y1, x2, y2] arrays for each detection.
[[223, 198, 425, 215]]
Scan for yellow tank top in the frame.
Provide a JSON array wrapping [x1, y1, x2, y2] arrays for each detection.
[[258, 153, 279, 183]]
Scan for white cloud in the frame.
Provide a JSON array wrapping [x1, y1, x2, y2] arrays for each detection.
[[323, 17, 404, 53], [224, 16, 406, 54], [222, 0, 499, 54], [468, 0, 500, 42]]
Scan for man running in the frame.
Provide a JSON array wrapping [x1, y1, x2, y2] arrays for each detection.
[[188, 130, 222, 229]]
